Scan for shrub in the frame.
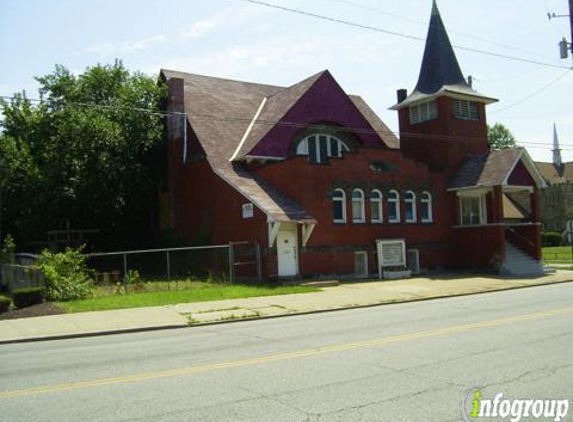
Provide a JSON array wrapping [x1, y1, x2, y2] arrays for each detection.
[[39, 247, 94, 301], [542, 231, 562, 247], [0, 295, 11, 313], [12, 287, 44, 308], [0, 234, 16, 264]]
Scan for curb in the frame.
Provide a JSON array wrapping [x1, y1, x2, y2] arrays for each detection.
[[2, 278, 572, 345], [0, 324, 188, 345], [184, 277, 573, 328]]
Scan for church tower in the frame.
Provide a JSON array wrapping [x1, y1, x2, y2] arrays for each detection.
[[391, 0, 498, 174], [553, 123, 563, 175]]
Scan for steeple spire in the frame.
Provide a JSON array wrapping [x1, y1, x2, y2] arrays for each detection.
[[553, 123, 563, 174], [391, 0, 497, 109], [414, 0, 467, 94]]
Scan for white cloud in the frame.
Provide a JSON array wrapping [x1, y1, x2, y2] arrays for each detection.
[[181, 20, 217, 39], [85, 43, 117, 58], [85, 35, 167, 58], [122, 35, 167, 53]]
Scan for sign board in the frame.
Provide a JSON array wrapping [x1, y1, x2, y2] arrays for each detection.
[[376, 239, 406, 277], [242, 203, 254, 219]]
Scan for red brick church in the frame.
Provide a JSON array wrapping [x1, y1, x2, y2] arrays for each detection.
[[160, 1, 546, 279]]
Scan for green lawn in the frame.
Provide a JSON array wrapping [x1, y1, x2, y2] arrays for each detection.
[[542, 246, 573, 263], [59, 283, 319, 313]]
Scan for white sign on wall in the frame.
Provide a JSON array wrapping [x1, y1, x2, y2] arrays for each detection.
[[376, 239, 406, 275], [242, 203, 254, 219]]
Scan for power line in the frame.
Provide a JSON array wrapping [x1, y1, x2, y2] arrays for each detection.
[[2, 94, 571, 151], [325, 0, 565, 63], [233, 0, 572, 70], [490, 69, 572, 114]]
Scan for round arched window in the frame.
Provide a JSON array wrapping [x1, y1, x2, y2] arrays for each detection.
[[296, 134, 349, 164]]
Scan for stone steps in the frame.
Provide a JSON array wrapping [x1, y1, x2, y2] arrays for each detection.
[[500, 242, 546, 277]]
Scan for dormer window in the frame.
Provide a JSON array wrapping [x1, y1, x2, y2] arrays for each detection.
[[296, 134, 349, 164], [452, 99, 479, 121], [409, 100, 437, 125]]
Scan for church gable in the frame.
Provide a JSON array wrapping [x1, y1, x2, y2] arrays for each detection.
[[248, 71, 391, 158]]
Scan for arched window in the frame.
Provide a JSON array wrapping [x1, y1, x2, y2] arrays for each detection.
[[332, 189, 346, 223], [405, 191, 417, 223], [352, 189, 365, 223], [296, 134, 349, 164], [420, 191, 433, 223], [388, 190, 400, 223], [370, 189, 383, 223]]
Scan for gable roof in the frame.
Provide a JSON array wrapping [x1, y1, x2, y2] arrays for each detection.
[[449, 148, 547, 190], [160, 69, 398, 223], [161, 69, 397, 160], [231, 71, 328, 160], [391, 0, 497, 110], [535, 161, 573, 185]]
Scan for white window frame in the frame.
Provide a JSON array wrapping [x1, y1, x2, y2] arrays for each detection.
[[404, 190, 417, 223], [409, 100, 438, 124], [370, 189, 383, 223], [388, 190, 401, 223], [352, 189, 366, 223], [459, 195, 486, 226], [332, 188, 347, 223], [420, 191, 433, 223], [296, 134, 349, 163]]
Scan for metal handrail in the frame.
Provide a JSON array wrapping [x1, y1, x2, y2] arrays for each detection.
[[506, 226, 536, 249]]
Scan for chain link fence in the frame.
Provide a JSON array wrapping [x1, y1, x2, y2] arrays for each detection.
[[86, 242, 262, 289]]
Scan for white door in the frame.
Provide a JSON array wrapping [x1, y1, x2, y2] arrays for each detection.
[[277, 224, 298, 277]]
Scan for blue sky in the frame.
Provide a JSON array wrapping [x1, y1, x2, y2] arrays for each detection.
[[1, 0, 571, 162]]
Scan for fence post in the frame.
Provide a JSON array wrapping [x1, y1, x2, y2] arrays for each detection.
[[228, 242, 234, 284], [166, 250, 171, 290], [255, 242, 262, 283], [123, 253, 128, 288]]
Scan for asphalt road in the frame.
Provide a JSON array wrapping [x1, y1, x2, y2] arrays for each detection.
[[1, 283, 572, 422]]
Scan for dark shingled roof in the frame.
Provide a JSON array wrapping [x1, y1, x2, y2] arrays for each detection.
[[209, 157, 316, 223], [449, 148, 524, 189], [415, 0, 467, 95], [160, 69, 398, 222], [391, 0, 497, 109]]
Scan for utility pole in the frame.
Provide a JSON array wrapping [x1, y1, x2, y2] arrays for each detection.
[[549, 0, 573, 61]]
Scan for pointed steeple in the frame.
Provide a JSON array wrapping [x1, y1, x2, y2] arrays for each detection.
[[414, 0, 467, 95], [391, 0, 497, 109], [553, 123, 563, 174]]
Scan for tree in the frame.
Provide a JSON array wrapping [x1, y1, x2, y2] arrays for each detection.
[[487, 123, 517, 150], [0, 61, 166, 250]]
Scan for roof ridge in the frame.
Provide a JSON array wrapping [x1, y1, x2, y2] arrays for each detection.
[[161, 68, 285, 89]]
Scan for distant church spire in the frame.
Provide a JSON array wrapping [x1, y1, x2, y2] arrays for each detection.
[[553, 123, 563, 174]]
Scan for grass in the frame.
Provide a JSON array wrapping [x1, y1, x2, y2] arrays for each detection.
[[58, 282, 319, 313], [542, 246, 573, 264]]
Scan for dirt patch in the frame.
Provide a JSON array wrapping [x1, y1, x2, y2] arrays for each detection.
[[0, 302, 66, 320]]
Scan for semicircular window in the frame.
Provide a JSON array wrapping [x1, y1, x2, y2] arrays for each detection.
[[296, 134, 350, 164]]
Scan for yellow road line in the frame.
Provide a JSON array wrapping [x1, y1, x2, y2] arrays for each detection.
[[1, 306, 572, 399]]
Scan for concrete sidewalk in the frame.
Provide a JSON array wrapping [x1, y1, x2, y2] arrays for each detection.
[[1, 272, 573, 344]]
